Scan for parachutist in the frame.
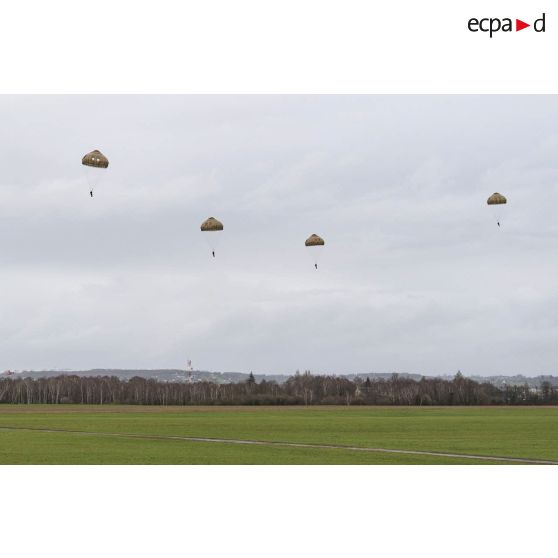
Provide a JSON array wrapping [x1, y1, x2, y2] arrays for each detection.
[[201, 217, 224, 258], [305, 234, 325, 271], [487, 193, 507, 229], [82, 149, 108, 197]]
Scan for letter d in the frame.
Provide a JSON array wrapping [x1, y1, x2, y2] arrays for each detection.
[[534, 13, 546, 32]]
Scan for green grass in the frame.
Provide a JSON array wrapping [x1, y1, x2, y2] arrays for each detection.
[[1, 405, 557, 464]]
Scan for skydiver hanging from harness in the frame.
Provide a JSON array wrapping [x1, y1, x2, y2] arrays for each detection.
[[200, 217, 224, 258], [82, 149, 109, 199], [487, 193, 507, 230], [305, 234, 325, 271]]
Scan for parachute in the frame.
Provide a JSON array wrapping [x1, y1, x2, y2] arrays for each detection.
[[487, 192, 507, 227], [201, 217, 223, 257], [305, 234, 325, 269], [81, 150, 109, 197]]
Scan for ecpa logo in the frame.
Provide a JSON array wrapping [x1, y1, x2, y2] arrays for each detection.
[[468, 13, 546, 38]]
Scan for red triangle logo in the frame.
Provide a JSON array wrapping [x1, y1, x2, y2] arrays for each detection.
[[516, 19, 530, 31]]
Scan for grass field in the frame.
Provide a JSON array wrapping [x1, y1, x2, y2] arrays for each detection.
[[1, 405, 557, 464]]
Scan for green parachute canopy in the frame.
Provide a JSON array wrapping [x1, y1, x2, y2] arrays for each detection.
[[200, 217, 224, 232], [487, 192, 507, 205], [82, 149, 109, 169], [305, 234, 325, 247]]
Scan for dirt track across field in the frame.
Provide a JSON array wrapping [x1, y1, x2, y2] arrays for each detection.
[[1, 424, 557, 464]]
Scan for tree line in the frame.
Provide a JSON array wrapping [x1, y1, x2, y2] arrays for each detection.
[[1, 371, 557, 406]]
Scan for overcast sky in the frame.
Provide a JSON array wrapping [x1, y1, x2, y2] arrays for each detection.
[[1, 95, 558, 376]]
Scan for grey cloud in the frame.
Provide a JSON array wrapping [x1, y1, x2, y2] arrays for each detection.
[[1, 95, 558, 375]]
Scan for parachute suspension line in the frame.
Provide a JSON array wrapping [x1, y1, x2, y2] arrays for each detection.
[[81, 165, 91, 196], [81, 163, 97, 197]]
